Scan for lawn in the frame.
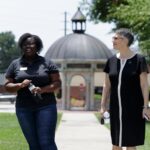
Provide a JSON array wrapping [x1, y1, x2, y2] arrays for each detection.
[[0, 112, 62, 150], [95, 112, 150, 150], [138, 123, 150, 150]]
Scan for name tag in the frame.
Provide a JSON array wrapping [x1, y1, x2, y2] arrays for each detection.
[[20, 67, 27, 71]]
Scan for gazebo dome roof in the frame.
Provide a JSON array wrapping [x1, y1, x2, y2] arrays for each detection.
[[45, 33, 112, 60], [45, 8, 112, 60]]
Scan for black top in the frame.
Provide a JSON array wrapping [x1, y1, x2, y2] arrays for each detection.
[[104, 53, 148, 146], [5, 54, 59, 108]]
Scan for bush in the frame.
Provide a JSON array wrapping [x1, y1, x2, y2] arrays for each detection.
[[94, 94, 102, 101]]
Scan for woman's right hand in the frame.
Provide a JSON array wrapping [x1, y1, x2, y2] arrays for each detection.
[[5, 78, 31, 93], [20, 79, 31, 88]]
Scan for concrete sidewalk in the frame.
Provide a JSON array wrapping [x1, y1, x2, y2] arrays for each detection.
[[56, 111, 112, 150], [0, 102, 15, 113], [0, 104, 112, 149]]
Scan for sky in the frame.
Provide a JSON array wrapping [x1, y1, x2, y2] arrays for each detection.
[[0, 0, 115, 56]]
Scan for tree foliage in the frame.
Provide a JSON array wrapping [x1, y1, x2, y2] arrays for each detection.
[[0, 31, 20, 72], [81, 0, 150, 63]]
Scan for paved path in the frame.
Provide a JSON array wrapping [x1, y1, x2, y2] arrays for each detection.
[[0, 102, 15, 113], [56, 111, 112, 150], [0, 103, 112, 149]]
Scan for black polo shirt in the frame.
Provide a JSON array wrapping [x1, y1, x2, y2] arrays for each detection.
[[5, 54, 59, 108]]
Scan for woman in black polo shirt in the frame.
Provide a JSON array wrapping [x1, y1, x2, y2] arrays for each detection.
[[5, 33, 61, 150]]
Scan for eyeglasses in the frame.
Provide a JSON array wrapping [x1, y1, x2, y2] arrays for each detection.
[[112, 37, 123, 40]]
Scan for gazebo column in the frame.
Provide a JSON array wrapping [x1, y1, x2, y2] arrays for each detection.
[[66, 75, 71, 110], [85, 78, 90, 110], [61, 73, 67, 109], [90, 72, 95, 110]]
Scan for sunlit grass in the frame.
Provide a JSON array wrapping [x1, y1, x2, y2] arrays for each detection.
[[0, 112, 62, 150]]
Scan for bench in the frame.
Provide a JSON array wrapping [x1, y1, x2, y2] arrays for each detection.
[[0, 94, 16, 104]]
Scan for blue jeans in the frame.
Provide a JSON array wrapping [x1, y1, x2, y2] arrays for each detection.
[[16, 104, 58, 150]]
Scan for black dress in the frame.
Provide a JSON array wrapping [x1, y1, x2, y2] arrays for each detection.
[[104, 53, 148, 147]]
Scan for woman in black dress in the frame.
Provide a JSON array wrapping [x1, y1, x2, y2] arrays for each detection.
[[100, 28, 150, 150]]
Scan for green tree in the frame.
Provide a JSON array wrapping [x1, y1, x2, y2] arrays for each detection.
[[81, 0, 150, 63], [0, 31, 20, 72]]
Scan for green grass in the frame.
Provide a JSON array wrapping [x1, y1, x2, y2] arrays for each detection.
[[0, 112, 62, 150], [138, 123, 150, 150], [94, 94, 102, 101], [95, 112, 150, 150]]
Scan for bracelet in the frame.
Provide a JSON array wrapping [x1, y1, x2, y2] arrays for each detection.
[[143, 105, 150, 109]]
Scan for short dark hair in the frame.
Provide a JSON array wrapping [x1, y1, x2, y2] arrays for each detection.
[[116, 28, 134, 46], [18, 33, 43, 53]]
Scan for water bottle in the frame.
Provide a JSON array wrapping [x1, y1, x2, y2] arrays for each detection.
[[103, 111, 110, 124], [28, 83, 36, 91], [100, 111, 110, 124], [28, 83, 42, 102]]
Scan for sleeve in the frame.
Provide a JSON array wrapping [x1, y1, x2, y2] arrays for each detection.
[[47, 60, 59, 74], [5, 61, 16, 79], [103, 59, 110, 73], [138, 55, 148, 74]]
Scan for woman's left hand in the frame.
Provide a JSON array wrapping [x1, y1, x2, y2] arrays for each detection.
[[32, 87, 42, 94], [143, 107, 150, 121]]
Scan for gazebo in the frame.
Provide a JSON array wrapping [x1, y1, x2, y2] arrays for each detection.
[[45, 8, 112, 110]]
